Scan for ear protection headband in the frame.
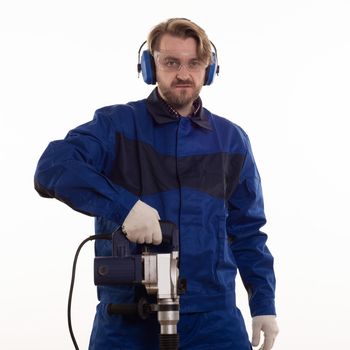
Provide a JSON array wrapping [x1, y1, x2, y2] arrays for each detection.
[[137, 40, 220, 86]]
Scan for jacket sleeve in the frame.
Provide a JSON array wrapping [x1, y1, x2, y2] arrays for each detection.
[[34, 109, 138, 225], [226, 134, 276, 317]]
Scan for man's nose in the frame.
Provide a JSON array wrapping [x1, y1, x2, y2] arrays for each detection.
[[176, 64, 191, 79]]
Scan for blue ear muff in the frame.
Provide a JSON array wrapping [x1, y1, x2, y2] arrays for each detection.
[[204, 51, 219, 86], [137, 41, 156, 85], [140, 50, 156, 85]]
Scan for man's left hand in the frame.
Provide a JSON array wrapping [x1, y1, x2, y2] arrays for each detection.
[[251, 315, 279, 349]]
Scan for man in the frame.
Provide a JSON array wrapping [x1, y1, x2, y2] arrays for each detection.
[[34, 18, 279, 350]]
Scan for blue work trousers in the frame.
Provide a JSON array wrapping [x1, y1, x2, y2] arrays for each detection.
[[88, 303, 252, 349]]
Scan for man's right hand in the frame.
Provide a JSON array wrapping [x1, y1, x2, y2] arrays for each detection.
[[121, 200, 162, 245]]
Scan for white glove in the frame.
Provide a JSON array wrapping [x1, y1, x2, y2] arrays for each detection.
[[121, 200, 162, 245], [252, 315, 279, 350]]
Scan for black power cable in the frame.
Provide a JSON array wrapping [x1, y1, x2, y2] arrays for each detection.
[[67, 234, 111, 350]]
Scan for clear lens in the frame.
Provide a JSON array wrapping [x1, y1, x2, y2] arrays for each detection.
[[154, 51, 206, 73]]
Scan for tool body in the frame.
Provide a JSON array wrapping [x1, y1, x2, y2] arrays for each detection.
[[94, 221, 184, 350]]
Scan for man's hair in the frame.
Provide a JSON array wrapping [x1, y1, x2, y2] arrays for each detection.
[[147, 18, 212, 64]]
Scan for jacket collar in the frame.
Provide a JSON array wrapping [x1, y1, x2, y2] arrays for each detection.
[[146, 88, 212, 130]]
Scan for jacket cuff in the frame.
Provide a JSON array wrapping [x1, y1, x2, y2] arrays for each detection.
[[250, 299, 276, 317], [109, 187, 139, 225]]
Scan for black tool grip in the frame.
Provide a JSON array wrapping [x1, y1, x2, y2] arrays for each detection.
[[107, 298, 150, 319], [107, 303, 138, 315]]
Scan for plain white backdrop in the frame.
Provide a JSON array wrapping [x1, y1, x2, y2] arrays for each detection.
[[1, 1, 350, 349]]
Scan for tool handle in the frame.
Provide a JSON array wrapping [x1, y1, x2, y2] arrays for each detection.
[[107, 303, 138, 315], [158, 220, 179, 251], [107, 298, 150, 319], [113, 220, 178, 257]]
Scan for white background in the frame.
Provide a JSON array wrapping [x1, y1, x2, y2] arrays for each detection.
[[1, 1, 349, 349]]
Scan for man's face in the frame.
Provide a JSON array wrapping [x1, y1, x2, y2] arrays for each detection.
[[154, 34, 207, 115]]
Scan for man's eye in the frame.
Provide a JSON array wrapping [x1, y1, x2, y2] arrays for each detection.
[[189, 61, 201, 68], [165, 60, 179, 67]]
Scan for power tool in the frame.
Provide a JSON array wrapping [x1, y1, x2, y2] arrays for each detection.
[[93, 220, 185, 350]]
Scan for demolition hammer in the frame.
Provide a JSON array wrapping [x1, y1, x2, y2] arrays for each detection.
[[68, 220, 185, 350]]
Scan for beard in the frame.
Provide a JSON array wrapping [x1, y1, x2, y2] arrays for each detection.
[[158, 78, 202, 110]]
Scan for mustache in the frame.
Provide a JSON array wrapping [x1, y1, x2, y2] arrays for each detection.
[[171, 78, 194, 87]]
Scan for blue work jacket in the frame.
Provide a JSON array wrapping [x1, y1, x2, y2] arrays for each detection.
[[34, 88, 276, 317]]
